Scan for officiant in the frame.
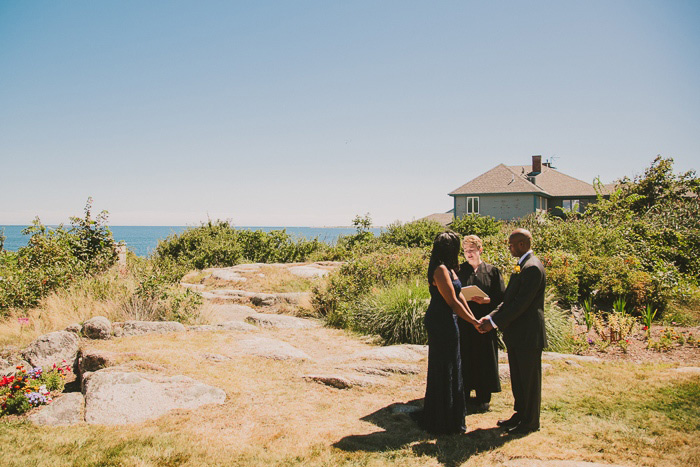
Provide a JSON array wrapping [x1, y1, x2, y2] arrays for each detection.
[[456, 235, 506, 413]]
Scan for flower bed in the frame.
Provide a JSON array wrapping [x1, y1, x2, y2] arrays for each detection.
[[0, 361, 72, 416]]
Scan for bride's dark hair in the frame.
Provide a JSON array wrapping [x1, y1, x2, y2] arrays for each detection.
[[427, 230, 461, 282]]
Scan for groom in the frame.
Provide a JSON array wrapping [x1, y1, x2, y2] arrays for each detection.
[[477, 228, 546, 435]]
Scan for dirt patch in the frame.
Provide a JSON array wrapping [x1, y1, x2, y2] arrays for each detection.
[[572, 324, 700, 365]]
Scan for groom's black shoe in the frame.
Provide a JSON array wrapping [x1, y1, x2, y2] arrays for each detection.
[[496, 413, 520, 428], [506, 422, 539, 435]]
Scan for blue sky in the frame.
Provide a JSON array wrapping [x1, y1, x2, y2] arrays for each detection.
[[1, 1, 698, 226]]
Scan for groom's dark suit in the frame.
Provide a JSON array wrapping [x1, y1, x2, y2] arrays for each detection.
[[488, 252, 546, 430]]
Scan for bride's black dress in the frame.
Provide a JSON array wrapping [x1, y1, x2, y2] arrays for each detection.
[[419, 276, 466, 434]]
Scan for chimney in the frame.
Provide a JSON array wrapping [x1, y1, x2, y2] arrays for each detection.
[[531, 155, 542, 174]]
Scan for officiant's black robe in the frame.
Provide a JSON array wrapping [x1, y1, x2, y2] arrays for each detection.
[[457, 261, 505, 398]]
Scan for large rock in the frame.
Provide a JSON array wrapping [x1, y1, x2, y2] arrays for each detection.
[[117, 321, 186, 337], [348, 345, 428, 362], [245, 313, 320, 329], [79, 350, 118, 374], [22, 331, 79, 370], [236, 337, 311, 360], [82, 370, 226, 425], [28, 392, 85, 426], [82, 316, 112, 340]]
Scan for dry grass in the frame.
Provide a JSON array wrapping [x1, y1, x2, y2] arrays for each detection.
[[2, 264, 699, 466], [187, 265, 322, 294], [2, 321, 699, 466], [0, 269, 212, 349]]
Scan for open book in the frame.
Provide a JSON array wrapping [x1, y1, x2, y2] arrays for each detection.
[[460, 285, 489, 302]]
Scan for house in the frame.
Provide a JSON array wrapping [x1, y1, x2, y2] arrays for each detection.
[[448, 155, 602, 220]]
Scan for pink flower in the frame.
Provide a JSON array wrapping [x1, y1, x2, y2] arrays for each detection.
[[18, 317, 29, 325]]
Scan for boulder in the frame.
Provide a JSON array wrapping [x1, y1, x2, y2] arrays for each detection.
[[22, 331, 79, 370], [119, 321, 186, 336], [82, 370, 226, 425], [28, 392, 85, 426], [245, 313, 320, 329], [82, 316, 112, 340], [79, 350, 118, 374], [65, 323, 82, 334], [236, 337, 311, 360]]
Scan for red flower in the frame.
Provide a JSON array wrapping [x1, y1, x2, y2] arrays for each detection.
[[643, 326, 648, 331]]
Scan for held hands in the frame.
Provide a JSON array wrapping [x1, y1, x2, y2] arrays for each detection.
[[474, 317, 494, 334]]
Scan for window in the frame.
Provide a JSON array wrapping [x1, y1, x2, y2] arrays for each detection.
[[466, 196, 479, 214], [562, 199, 580, 212], [538, 197, 548, 211]]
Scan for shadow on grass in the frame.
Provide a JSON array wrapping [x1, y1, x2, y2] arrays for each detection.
[[333, 399, 518, 467]]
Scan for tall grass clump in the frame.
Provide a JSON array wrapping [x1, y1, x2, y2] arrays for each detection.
[[543, 291, 575, 353], [312, 246, 428, 329], [353, 281, 429, 344]]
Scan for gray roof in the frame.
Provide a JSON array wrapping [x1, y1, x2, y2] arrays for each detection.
[[449, 163, 597, 198], [419, 212, 454, 227]]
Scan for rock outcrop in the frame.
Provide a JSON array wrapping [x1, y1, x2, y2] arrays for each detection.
[[114, 321, 186, 337], [82, 316, 112, 340], [28, 392, 85, 426], [22, 331, 79, 370], [82, 369, 226, 425], [245, 313, 319, 329]]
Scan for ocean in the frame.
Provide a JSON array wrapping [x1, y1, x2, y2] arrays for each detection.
[[0, 225, 383, 257]]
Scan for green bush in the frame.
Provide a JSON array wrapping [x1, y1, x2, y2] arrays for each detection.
[[153, 220, 326, 272], [312, 246, 428, 327], [0, 199, 117, 314], [379, 219, 445, 249], [541, 251, 580, 306], [353, 281, 429, 344], [450, 214, 501, 238]]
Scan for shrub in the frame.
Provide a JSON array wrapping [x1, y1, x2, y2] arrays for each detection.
[[153, 220, 326, 272], [379, 219, 445, 249], [312, 246, 428, 327], [451, 214, 501, 238], [353, 281, 429, 344], [0, 199, 117, 313], [541, 251, 580, 305]]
